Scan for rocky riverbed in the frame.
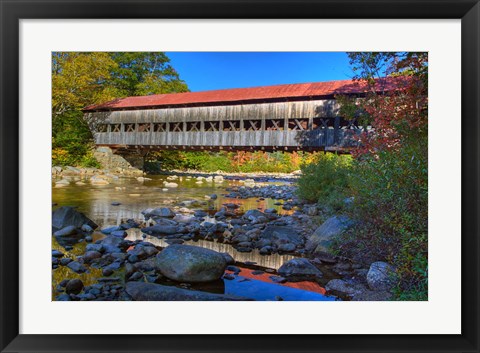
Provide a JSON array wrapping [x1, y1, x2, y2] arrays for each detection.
[[52, 169, 394, 301]]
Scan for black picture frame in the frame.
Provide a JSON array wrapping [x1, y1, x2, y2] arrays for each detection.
[[1, 1, 479, 352]]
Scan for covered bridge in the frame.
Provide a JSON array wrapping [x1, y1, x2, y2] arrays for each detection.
[[83, 78, 400, 154]]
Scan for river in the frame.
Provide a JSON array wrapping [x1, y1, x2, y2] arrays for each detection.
[[52, 173, 339, 301]]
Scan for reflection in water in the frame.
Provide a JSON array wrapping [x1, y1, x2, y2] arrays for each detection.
[[125, 228, 296, 270], [53, 175, 292, 227]]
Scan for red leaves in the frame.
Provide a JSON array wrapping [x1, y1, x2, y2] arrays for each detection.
[[350, 61, 428, 158]]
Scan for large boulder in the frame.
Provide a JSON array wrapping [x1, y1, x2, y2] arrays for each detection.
[[278, 258, 323, 281], [155, 244, 227, 282], [52, 206, 97, 233], [366, 261, 396, 291], [126, 282, 250, 301], [259, 226, 304, 247], [306, 216, 353, 253]]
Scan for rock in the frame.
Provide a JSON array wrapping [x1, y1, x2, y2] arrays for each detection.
[[252, 270, 264, 275], [367, 261, 396, 291], [90, 176, 110, 185], [221, 252, 235, 265], [54, 179, 70, 187], [213, 176, 224, 182], [144, 207, 176, 218], [101, 226, 121, 234], [223, 273, 235, 280], [99, 236, 124, 254], [129, 272, 143, 281], [155, 244, 227, 283], [65, 279, 84, 294], [110, 230, 127, 238], [126, 282, 251, 301], [325, 279, 357, 294], [128, 254, 140, 263], [67, 261, 87, 274], [194, 210, 208, 218], [53, 225, 84, 247], [243, 209, 266, 222], [86, 243, 103, 253], [269, 275, 287, 283], [111, 202, 121, 206], [52, 206, 97, 232], [314, 251, 338, 264], [210, 194, 218, 200], [278, 243, 296, 252], [164, 182, 178, 188], [306, 216, 354, 253], [83, 250, 102, 263], [260, 226, 304, 246], [53, 225, 78, 237], [102, 268, 114, 277], [56, 294, 71, 301], [52, 250, 64, 258], [226, 265, 241, 273], [278, 258, 323, 280], [259, 246, 273, 255], [264, 208, 277, 214], [81, 224, 94, 233], [141, 225, 179, 236], [59, 258, 72, 266]]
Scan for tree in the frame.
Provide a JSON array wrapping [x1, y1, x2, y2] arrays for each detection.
[[339, 52, 428, 157], [109, 52, 189, 96], [52, 52, 118, 117]]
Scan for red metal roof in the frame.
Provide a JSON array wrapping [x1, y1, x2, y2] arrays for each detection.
[[83, 77, 403, 112]]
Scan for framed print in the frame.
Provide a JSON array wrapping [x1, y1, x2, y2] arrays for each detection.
[[1, 0, 479, 352]]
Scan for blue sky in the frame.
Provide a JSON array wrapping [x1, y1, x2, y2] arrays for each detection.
[[166, 52, 355, 92]]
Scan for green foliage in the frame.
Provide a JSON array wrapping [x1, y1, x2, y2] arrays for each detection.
[[350, 137, 428, 271], [52, 52, 118, 116], [109, 52, 189, 96], [145, 150, 316, 173], [297, 153, 353, 211], [52, 111, 100, 167]]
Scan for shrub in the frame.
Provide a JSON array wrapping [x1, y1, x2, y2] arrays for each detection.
[[52, 112, 101, 168], [349, 137, 428, 300], [297, 153, 353, 211]]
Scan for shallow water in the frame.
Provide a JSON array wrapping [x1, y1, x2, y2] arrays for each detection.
[[52, 174, 338, 301]]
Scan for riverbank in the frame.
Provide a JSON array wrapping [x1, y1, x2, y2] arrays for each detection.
[[52, 168, 395, 301]]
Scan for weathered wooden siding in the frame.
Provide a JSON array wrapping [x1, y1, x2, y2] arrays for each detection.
[[86, 99, 365, 150]]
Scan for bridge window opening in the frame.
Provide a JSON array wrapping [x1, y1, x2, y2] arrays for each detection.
[[312, 118, 334, 130], [205, 121, 220, 132], [171, 122, 183, 132], [138, 123, 152, 132], [125, 123, 135, 132], [288, 118, 309, 131], [223, 121, 240, 131], [265, 119, 284, 131], [96, 124, 108, 133], [341, 118, 360, 130], [154, 123, 166, 132], [186, 122, 200, 132], [111, 124, 122, 132], [244, 120, 261, 131]]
